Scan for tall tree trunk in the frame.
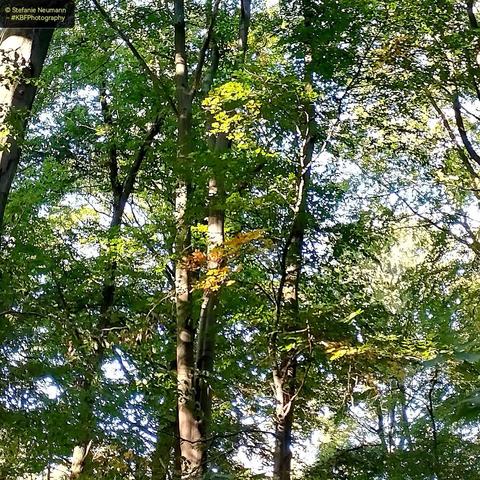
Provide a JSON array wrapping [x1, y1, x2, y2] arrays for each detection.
[[70, 376, 96, 479], [173, 0, 201, 476], [238, 0, 251, 61], [191, 1, 252, 470], [0, 28, 53, 233], [193, 132, 227, 469], [426, 370, 440, 479], [272, 355, 297, 480], [272, 120, 314, 480], [172, 0, 227, 474], [376, 400, 388, 453], [272, 2, 316, 477], [69, 86, 162, 478]]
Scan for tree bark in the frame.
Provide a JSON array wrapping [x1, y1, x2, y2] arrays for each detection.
[[426, 370, 440, 478], [272, 104, 314, 480], [69, 86, 162, 478], [376, 401, 388, 453], [151, 420, 176, 480], [193, 132, 227, 470], [0, 28, 53, 233], [467, 0, 479, 30], [172, 0, 228, 475], [173, 0, 202, 476], [190, 0, 252, 469], [272, 2, 316, 478], [238, 0, 251, 61], [273, 355, 297, 480], [70, 377, 95, 479], [397, 380, 412, 450]]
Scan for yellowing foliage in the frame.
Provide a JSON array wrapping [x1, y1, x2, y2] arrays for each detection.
[[193, 230, 264, 292]]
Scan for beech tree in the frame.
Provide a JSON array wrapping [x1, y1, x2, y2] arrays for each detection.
[[0, 28, 54, 233], [3, 1, 480, 480]]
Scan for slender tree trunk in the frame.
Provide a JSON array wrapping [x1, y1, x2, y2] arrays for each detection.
[[272, 197, 307, 480], [426, 371, 440, 479], [173, 415, 182, 479], [173, 0, 202, 476], [388, 401, 396, 453], [69, 86, 162, 478], [397, 380, 412, 450], [467, 0, 478, 30], [172, 0, 245, 474], [273, 355, 297, 480], [238, 0, 251, 61], [70, 376, 96, 479], [272, 129, 314, 480], [193, 132, 227, 469], [376, 401, 388, 453], [151, 420, 176, 480], [0, 28, 53, 232], [272, 8, 315, 476], [190, 0, 252, 469]]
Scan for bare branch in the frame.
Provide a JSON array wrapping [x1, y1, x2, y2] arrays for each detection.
[[122, 112, 164, 202]]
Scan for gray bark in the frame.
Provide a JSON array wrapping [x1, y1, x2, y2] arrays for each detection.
[[173, 0, 201, 476]]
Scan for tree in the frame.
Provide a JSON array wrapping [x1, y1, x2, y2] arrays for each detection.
[[0, 28, 54, 233]]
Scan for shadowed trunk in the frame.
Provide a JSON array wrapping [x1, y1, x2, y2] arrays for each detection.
[[170, 0, 232, 475], [272, 1, 316, 478], [151, 420, 177, 479], [193, 132, 227, 469], [0, 28, 53, 234], [190, 0, 251, 469], [69, 86, 162, 478], [272, 122, 314, 480], [376, 403, 388, 452], [398, 380, 412, 450]]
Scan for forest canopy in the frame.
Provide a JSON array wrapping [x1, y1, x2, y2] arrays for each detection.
[[1, 0, 480, 479]]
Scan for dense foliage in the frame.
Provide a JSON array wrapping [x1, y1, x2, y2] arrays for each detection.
[[2, 0, 480, 479]]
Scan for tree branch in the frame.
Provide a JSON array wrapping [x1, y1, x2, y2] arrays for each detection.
[[428, 93, 480, 180], [91, 0, 177, 114], [190, 0, 222, 96], [467, 0, 479, 29], [121, 112, 164, 203], [452, 93, 480, 168], [99, 82, 122, 201]]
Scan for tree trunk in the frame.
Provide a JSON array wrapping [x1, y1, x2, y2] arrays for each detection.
[[238, 0, 251, 61], [193, 133, 227, 469], [173, 0, 201, 476], [70, 376, 96, 479], [190, 0, 252, 467], [69, 86, 161, 478], [426, 371, 440, 479], [272, 2, 316, 476], [376, 401, 388, 452], [397, 380, 412, 450], [272, 132, 314, 480], [273, 356, 297, 480], [0, 28, 53, 232], [151, 420, 176, 480]]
